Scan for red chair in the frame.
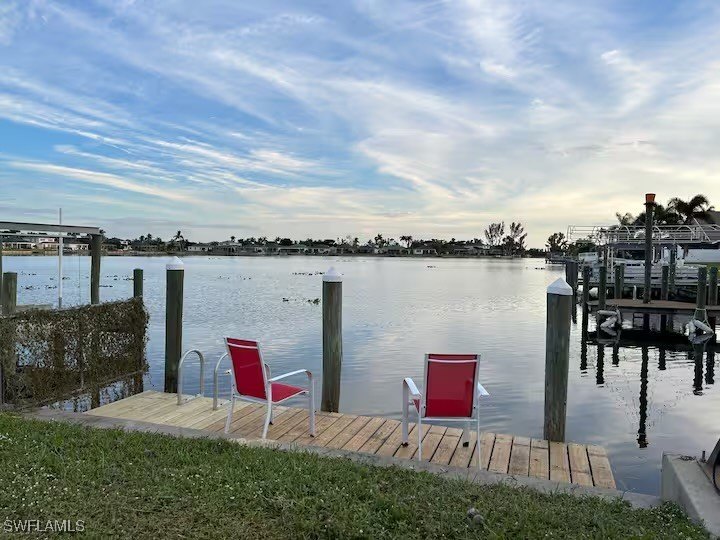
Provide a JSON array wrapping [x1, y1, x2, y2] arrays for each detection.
[[402, 353, 489, 466], [224, 338, 315, 439]]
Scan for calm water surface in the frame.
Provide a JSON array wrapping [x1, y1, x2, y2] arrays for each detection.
[[6, 255, 719, 495]]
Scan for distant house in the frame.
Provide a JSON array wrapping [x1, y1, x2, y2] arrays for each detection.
[[333, 243, 356, 255], [357, 243, 375, 254], [412, 244, 437, 256], [278, 244, 308, 255], [454, 244, 489, 256], [188, 243, 213, 253], [382, 244, 409, 256], [214, 241, 241, 255], [307, 244, 332, 255], [4, 240, 35, 250], [37, 237, 59, 250]]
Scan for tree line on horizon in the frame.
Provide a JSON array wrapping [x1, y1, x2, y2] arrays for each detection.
[[106, 221, 541, 256]]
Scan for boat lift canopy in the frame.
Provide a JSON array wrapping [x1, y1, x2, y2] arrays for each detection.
[[567, 224, 720, 247], [0, 220, 103, 308]]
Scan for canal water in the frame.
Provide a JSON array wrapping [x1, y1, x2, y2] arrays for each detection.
[[5, 255, 718, 495]]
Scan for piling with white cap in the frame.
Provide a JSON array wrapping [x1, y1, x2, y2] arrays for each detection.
[[165, 257, 184, 393], [322, 267, 343, 412], [544, 277, 573, 442]]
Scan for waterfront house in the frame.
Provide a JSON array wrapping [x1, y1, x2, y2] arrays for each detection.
[[412, 244, 437, 256], [381, 243, 410, 256], [307, 243, 332, 255], [278, 244, 308, 255], [214, 241, 241, 255], [188, 243, 213, 253], [357, 243, 375, 254]]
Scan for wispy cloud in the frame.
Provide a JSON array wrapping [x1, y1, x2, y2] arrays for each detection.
[[1, 0, 719, 243]]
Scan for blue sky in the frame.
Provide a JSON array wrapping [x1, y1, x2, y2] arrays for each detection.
[[1, 0, 719, 246]]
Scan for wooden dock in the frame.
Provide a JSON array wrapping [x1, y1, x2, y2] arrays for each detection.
[[588, 298, 720, 316], [86, 391, 616, 489]]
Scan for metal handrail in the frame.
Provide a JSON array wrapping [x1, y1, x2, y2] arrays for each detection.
[[177, 349, 205, 405], [213, 352, 230, 410]]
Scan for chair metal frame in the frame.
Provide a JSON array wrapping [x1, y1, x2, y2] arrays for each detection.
[[402, 353, 489, 468], [223, 339, 315, 439]]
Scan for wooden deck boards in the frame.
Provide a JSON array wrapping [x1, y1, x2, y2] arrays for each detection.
[[85, 391, 615, 489]]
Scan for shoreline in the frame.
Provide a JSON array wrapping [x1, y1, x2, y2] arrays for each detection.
[[3, 250, 547, 260]]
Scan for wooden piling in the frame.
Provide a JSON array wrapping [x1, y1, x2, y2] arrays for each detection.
[[695, 267, 707, 322], [661, 265, 669, 301], [643, 194, 655, 304], [669, 248, 677, 293], [598, 265, 607, 310], [708, 266, 718, 306], [165, 258, 184, 393], [1, 272, 17, 315], [322, 267, 343, 413], [582, 265, 591, 310], [543, 278, 573, 442], [90, 233, 102, 305], [614, 264, 623, 299], [133, 268, 143, 298]]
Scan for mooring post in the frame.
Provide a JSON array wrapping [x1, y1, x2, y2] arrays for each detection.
[[708, 266, 718, 306], [598, 265, 607, 311], [695, 266, 707, 324], [572, 260, 579, 294], [643, 193, 655, 303], [543, 278, 573, 442], [565, 261, 578, 295], [1, 272, 17, 315], [661, 264, 669, 301], [669, 246, 677, 294], [90, 233, 102, 305], [582, 265, 591, 310], [165, 257, 184, 393], [322, 267, 343, 413], [614, 263, 623, 299], [133, 268, 144, 298]]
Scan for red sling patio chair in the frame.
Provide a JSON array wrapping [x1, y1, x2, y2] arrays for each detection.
[[223, 338, 315, 439], [402, 353, 489, 467]]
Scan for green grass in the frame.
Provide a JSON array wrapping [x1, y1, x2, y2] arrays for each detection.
[[0, 414, 708, 539]]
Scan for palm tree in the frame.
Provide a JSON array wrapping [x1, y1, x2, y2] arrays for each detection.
[[668, 195, 714, 223], [230, 235, 236, 243], [172, 230, 185, 251], [399, 235, 413, 248]]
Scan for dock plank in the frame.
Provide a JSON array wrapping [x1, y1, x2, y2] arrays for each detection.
[[265, 410, 310, 440], [529, 438, 549, 480], [375, 423, 414, 457], [293, 414, 343, 447], [430, 427, 462, 465], [549, 441, 570, 483], [449, 431, 477, 468], [587, 445, 616, 489], [568, 443, 593, 487], [342, 417, 386, 452], [324, 416, 373, 449], [308, 414, 358, 448], [508, 436, 531, 477], [358, 419, 400, 455], [414, 425, 446, 461], [488, 434, 513, 473]]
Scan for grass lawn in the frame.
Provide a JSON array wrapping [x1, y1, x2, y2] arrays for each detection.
[[0, 414, 708, 539]]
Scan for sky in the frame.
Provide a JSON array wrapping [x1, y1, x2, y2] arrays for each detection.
[[1, 0, 719, 247]]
